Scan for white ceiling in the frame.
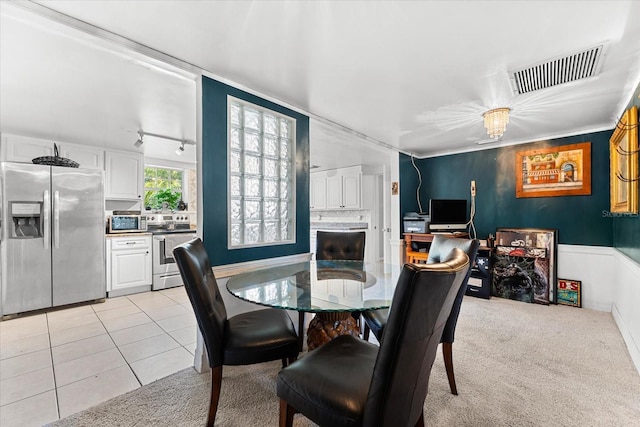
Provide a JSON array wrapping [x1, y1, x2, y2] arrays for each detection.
[[2, 1, 640, 169]]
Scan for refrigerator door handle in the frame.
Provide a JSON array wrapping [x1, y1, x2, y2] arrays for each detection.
[[43, 190, 50, 249], [53, 190, 60, 249]]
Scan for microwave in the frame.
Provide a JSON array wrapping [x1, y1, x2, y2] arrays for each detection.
[[108, 215, 147, 233]]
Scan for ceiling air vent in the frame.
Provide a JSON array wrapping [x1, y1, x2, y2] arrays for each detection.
[[510, 45, 604, 95]]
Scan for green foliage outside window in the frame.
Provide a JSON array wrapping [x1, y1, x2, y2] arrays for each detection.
[[144, 166, 183, 210]]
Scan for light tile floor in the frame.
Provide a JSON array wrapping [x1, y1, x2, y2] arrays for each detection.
[[0, 287, 197, 427]]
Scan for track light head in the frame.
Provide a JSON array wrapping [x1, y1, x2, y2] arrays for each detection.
[[134, 130, 144, 148], [175, 142, 185, 156]]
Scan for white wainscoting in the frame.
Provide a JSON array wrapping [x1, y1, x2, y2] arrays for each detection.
[[611, 250, 640, 374], [557, 244, 616, 312]]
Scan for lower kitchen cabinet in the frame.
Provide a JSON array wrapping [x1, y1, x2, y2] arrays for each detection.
[[106, 234, 152, 296]]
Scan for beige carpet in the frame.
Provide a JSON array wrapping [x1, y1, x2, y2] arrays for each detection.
[[49, 297, 640, 426]]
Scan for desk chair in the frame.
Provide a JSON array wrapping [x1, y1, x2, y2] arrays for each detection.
[[363, 235, 479, 395], [173, 238, 299, 427], [277, 249, 470, 427]]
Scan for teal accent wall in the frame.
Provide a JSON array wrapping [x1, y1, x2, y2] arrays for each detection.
[[400, 130, 614, 246], [613, 83, 640, 263], [201, 76, 310, 266]]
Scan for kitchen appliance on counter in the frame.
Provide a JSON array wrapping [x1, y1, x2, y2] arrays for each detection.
[[0, 162, 105, 317], [107, 214, 147, 233], [147, 214, 196, 290]]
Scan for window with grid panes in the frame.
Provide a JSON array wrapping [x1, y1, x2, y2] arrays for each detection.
[[228, 97, 296, 248], [144, 166, 183, 210]]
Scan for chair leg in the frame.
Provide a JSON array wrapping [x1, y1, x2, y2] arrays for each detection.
[[442, 342, 458, 395], [363, 323, 370, 341], [281, 356, 297, 368], [207, 366, 223, 427], [279, 398, 296, 427], [297, 312, 305, 351], [415, 412, 425, 427]]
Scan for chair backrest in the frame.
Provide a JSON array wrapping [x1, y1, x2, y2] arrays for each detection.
[[173, 238, 227, 368], [315, 230, 366, 261], [362, 248, 470, 426], [427, 235, 480, 344]]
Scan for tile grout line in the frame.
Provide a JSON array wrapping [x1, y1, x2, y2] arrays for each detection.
[[45, 311, 62, 422]]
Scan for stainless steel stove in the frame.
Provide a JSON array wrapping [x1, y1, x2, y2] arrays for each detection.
[[146, 213, 197, 290]]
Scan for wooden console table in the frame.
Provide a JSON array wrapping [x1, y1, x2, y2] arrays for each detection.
[[403, 232, 469, 264]]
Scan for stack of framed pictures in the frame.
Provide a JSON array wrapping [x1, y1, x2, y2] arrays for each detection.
[[492, 228, 558, 305]]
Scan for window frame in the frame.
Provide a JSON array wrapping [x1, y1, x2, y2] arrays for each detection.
[[227, 95, 297, 249]]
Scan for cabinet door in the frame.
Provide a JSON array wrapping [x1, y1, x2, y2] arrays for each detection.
[[1, 134, 54, 163], [341, 173, 361, 209], [105, 150, 143, 200], [310, 174, 327, 210], [59, 143, 104, 170], [110, 249, 152, 291], [326, 175, 343, 209]]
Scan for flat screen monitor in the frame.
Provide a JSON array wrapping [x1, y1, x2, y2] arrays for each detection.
[[429, 199, 468, 231]]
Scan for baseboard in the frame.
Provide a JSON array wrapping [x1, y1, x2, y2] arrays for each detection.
[[212, 252, 312, 278]]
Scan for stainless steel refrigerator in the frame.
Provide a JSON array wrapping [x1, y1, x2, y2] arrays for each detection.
[[0, 162, 105, 317]]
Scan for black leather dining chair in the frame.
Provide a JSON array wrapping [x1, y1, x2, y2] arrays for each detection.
[[306, 231, 367, 344], [173, 238, 299, 427], [362, 234, 479, 395], [277, 248, 470, 427]]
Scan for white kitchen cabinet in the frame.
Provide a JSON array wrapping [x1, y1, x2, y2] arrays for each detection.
[[1, 133, 55, 163], [105, 150, 144, 200], [59, 143, 104, 170], [326, 166, 362, 209], [106, 235, 152, 295], [310, 172, 327, 210], [1, 134, 104, 170]]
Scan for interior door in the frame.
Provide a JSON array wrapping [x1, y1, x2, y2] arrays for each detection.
[[51, 167, 105, 306]]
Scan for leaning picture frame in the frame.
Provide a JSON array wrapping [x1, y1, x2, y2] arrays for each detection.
[[609, 105, 639, 214], [515, 142, 591, 198], [557, 279, 582, 308]]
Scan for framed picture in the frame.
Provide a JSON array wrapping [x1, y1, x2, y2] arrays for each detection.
[[492, 228, 558, 305], [557, 279, 582, 308], [609, 105, 638, 214], [516, 142, 591, 198]]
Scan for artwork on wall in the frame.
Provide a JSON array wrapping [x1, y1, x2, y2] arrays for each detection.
[[609, 105, 638, 214], [492, 228, 558, 305], [515, 142, 591, 198], [557, 279, 582, 308]]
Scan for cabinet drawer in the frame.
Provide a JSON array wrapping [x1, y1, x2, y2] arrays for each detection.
[[111, 237, 150, 250]]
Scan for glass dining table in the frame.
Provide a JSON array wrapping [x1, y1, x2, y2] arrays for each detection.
[[226, 260, 402, 350]]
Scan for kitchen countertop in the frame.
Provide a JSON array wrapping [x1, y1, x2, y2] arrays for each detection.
[[310, 222, 368, 231], [105, 232, 153, 238]]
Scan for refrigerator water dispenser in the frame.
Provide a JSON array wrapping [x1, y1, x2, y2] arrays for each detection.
[[10, 202, 42, 238]]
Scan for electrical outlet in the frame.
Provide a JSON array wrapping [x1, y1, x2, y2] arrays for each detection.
[[471, 180, 476, 196]]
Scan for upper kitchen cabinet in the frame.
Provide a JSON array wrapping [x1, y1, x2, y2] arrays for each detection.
[[105, 150, 143, 200], [58, 143, 104, 170], [310, 171, 327, 210], [0, 133, 104, 169], [326, 166, 362, 210], [1, 133, 55, 162]]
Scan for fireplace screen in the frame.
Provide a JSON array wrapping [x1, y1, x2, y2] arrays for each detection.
[[492, 228, 558, 305]]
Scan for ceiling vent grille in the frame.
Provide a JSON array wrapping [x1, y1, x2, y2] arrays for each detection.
[[510, 45, 604, 95]]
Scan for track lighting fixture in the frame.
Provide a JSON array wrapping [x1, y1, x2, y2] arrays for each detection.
[[134, 130, 195, 156]]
